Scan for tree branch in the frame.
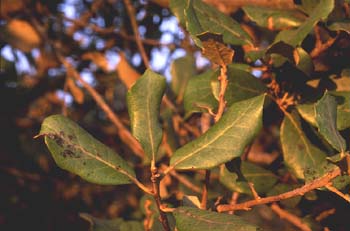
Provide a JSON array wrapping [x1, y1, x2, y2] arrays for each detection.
[[271, 203, 312, 231], [123, 0, 150, 68], [214, 65, 228, 122], [217, 167, 341, 212], [151, 167, 171, 231], [58, 56, 145, 159]]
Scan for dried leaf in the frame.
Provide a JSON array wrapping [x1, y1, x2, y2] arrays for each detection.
[[66, 68, 84, 104], [82, 52, 109, 72], [198, 32, 234, 66], [2, 19, 41, 52], [116, 53, 140, 89]]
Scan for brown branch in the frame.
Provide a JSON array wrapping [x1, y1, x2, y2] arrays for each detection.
[[217, 167, 341, 212], [63, 16, 171, 48], [214, 65, 228, 122], [325, 184, 350, 202], [248, 182, 261, 200], [315, 208, 336, 222], [200, 170, 211, 209], [151, 167, 171, 231], [160, 164, 202, 194], [123, 0, 150, 68], [143, 199, 154, 231], [62, 77, 69, 116], [310, 26, 338, 58], [58, 56, 145, 159], [200, 113, 212, 209], [199, 65, 229, 209], [271, 203, 312, 231], [228, 192, 240, 215]]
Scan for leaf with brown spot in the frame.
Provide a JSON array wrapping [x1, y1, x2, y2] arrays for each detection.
[[39, 115, 136, 185]]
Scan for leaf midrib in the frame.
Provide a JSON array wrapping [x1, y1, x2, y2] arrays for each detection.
[[322, 96, 344, 152], [146, 78, 156, 160], [171, 99, 259, 168]]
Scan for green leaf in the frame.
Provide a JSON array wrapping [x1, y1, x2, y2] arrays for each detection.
[[280, 111, 327, 179], [39, 115, 135, 185], [243, 6, 305, 30], [245, 50, 265, 63], [220, 161, 278, 195], [295, 47, 314, 76], [173, 206, 261, 231], [328, 21, 350, 34], [296, 0, 320, 15], [183, 69, 219, 118], [170, 0, 186, 26], [127, 69, 166, 163], [296, 104, 317, 127], [170, 95, 265, 170], [266, 42, 314, 74], [297, 91, 350, 130], [275, 0, 334, 46], [330, 69, 350, 91], [185, 0, 253, 47], [315, 92, 346, 152], [224, 65, 267, 105], [80, 213, 143, 231], [170, 55, 196, 103]]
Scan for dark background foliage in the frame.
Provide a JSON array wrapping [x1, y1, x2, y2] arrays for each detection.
[[0, 0, 350, 230]]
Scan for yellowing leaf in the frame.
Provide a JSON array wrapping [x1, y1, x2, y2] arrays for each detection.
[[116, 53, 140, 89], [82, 52, 109, 72], [66, 77, 84, 104], [3, 19, 41, 52]]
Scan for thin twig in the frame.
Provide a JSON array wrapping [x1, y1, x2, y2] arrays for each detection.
[[200, 170, 211, 209], [58, 55, 145, 159], [214, 65, 228, 122], [217, 167, 341, 212], [228, 192, 240, 214], [310, 26, 338, 58], [63, 16, 171, 48], [325, 184, 350, 202], [160, 164, 202, 194], [200, 65, 229, 208], [200, 113, 212, 209], [62, 77, 69, 116], [271, 203, 312, 231], [248, 182, 261, 200], [151, 167, 171, 231], [315, 208, 336, 222], [143, 199, 154, 231], [123, 0, 150, 68]]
